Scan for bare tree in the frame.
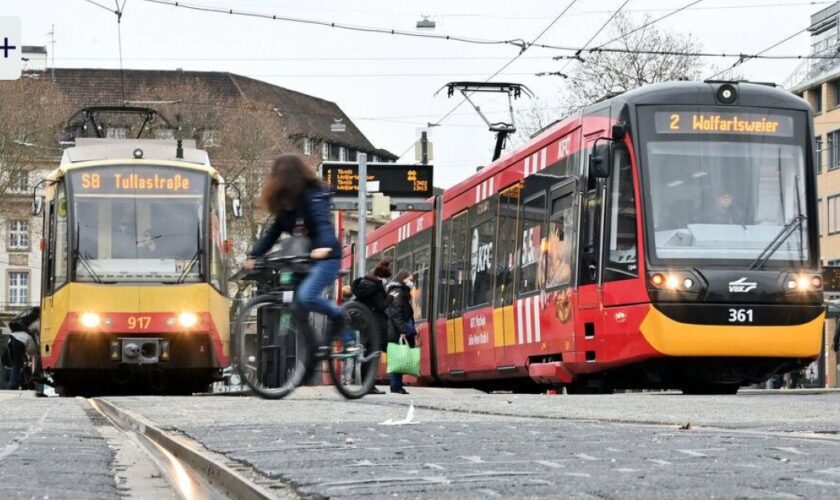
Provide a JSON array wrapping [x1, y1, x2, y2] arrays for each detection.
[[563, 14, 704, 107], [0, 76, 70, 201]]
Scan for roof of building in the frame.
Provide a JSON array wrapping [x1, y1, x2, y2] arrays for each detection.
[[41, 68, 396, 158], [22, 46, 47, 54]]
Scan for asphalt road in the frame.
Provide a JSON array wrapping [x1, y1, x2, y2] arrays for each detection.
[[2, 388, 839, 499]]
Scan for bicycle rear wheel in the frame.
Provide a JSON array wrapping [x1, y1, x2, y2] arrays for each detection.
[[328, 302, 381, 399], [234, 295, 314, 399]]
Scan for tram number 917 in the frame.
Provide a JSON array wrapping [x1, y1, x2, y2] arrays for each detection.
[[127, 316, 151, 330], [728, 308, 754, 323]]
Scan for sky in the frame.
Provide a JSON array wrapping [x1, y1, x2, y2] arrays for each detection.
[[5, 0, 831, 188]]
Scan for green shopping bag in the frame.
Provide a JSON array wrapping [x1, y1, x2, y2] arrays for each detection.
[[386, 338, 421, 376]]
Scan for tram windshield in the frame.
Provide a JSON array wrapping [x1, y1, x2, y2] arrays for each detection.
[[69, 166, 207, 283], [641, 107, 811, 267]]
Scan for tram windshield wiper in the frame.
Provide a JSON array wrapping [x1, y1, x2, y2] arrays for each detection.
[[748, 214, 806, 271], [74, 223, 103, 284], [175, 223, 202, 284]]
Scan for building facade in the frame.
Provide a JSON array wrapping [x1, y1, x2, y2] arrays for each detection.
[[787, 1, 840, 388]]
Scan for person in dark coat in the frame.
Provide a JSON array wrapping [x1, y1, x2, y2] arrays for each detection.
[[351, 260, 393, 395], [386, 270, 416, 394]]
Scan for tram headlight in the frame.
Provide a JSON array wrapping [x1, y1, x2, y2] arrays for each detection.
[[665, 275, 680, 289], [787, 274, 823, 292], [650, 272, 699, 291], [178, 312, 199, 328], [80, 312, 101, 329]]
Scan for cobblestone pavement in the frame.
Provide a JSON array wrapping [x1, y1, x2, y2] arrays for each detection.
[[0, 391, 119, 500], [105, 388, 840, 499]]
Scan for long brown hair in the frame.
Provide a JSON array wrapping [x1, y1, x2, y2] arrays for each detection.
[[259, 154, 322, 213]]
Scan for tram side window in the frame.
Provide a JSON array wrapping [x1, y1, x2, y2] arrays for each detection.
[[412, 246, 430, 321], [494, 186, 520, 307], [384, 246, 396, 264], [54, 182, 68, 289], [468, 202, 495, 308], [438, 219, 451, 317], [395, 243, 413, 278], [448, 213, 468, 315], [605, 146, 638, 280], [519, 193, 546, 294], [545, 192, 574, 289]]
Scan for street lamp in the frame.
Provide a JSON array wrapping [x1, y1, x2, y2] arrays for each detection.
[[416, 16, 435, 30]]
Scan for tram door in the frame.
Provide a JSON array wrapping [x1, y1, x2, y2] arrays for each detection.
[[493, 184, 521, 368], [546, 180, 578, 355], [577, 135, 606, 359]]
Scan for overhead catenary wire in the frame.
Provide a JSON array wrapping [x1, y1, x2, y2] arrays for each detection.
[[142, 0, 528, 50], [426, 0, 579, 135], [549, 0, 629, 78], [594, 0, 704, 50], [705, 27, 809, 80]]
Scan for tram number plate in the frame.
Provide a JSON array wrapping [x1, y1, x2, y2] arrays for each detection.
[[128, 316, 152, 330], [727, 308, 754, 323]]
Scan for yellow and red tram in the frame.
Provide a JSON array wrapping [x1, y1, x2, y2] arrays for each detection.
[[38, 139, 232, 395], [345, 81, 824, 394]]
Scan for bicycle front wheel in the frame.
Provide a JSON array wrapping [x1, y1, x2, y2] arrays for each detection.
[[328, 301, 381, 399], [234, 295, 314, 399]]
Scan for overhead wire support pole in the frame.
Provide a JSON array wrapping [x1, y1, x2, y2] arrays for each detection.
[[356, 153, 368, 279]]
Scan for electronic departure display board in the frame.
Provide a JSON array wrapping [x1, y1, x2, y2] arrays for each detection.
[[70, 166, 206, 195], [321, 162, 433, 199], [654, 111, 794, 137]]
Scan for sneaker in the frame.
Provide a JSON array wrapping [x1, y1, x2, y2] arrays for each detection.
[[368, 387, 385, 395], [390, 388, 409, 395]]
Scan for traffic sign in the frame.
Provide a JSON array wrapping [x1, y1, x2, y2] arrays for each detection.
[[320, 162, 433, 200], [0, 17, 21, 80]]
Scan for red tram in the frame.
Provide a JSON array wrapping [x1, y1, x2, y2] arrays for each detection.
[[343, 81, 824, 394]]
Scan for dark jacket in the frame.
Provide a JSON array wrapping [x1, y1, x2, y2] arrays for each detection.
[[386, 282, 414, 343], [352, 276, 392, 312], [248, 184, 341, 259], [352, 275, 392, 346]]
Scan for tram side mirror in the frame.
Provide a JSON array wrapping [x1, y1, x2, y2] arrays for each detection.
[[32, 196, 43, 216], [232, 198, 243, 218], [589, 142, 613, 179]]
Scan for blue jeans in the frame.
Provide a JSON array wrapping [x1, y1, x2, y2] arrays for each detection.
[[295, 258, 342, 320]]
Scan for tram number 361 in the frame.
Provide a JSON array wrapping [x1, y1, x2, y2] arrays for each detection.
[[728, 308, 754, 323]]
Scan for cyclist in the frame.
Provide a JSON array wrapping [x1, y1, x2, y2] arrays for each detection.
[[244, 155, 346, 335]]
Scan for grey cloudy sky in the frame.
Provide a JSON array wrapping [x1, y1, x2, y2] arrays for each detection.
[[7, 0, 828, 187]]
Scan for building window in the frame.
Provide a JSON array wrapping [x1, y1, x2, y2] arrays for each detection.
[[155, 128, 175, 140], [829, 259, 840, 266], [816, 135, 823, 174], [828, 130, 840, 170], [8, 271, 29, 306], [322, 142, 329, 160], [106, 127, 127, 139], [8, 173, 29, 194], [829, 195, 840, 234], [302, 138, 312, 155], [7, 220, 29, 250], [815, 88, 823, 113], [834, 81, 840, 108], [200, 129, 219, 147], [339, 146, 347, 162], [819, 198, 824, 237], [371, 154, 379, 163]]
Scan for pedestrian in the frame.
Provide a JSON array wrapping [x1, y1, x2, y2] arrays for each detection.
[[386, 270, 418, 394], [351, 260, 393, 395]]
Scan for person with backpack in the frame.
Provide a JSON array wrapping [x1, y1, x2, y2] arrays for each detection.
[[351, 260, 393, 394], [386, 270, 417, 394]]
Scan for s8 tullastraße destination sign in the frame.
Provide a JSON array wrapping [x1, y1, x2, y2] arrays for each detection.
[[320, 162, 433, 199]]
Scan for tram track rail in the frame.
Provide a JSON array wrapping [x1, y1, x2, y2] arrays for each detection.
[[88, 398, 294, 500]]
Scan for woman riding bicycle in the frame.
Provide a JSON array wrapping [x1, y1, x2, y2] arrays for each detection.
[[244, 154, 345, 335]]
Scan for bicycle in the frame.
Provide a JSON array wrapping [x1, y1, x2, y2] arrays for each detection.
[[233, 253, 381, 399]]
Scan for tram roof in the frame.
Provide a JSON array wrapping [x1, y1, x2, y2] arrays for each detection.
[[52, 138, 221, 179]]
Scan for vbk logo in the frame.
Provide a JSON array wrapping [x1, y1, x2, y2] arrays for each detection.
[[0, 17, 21, 80], [728, 277, 758, 293]]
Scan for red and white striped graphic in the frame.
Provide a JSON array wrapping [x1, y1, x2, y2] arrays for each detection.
[[523, 147, 548, 177], [474, 177, 495, 203], [515, 296, 542, 344], [397, 222, 412, 242]]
